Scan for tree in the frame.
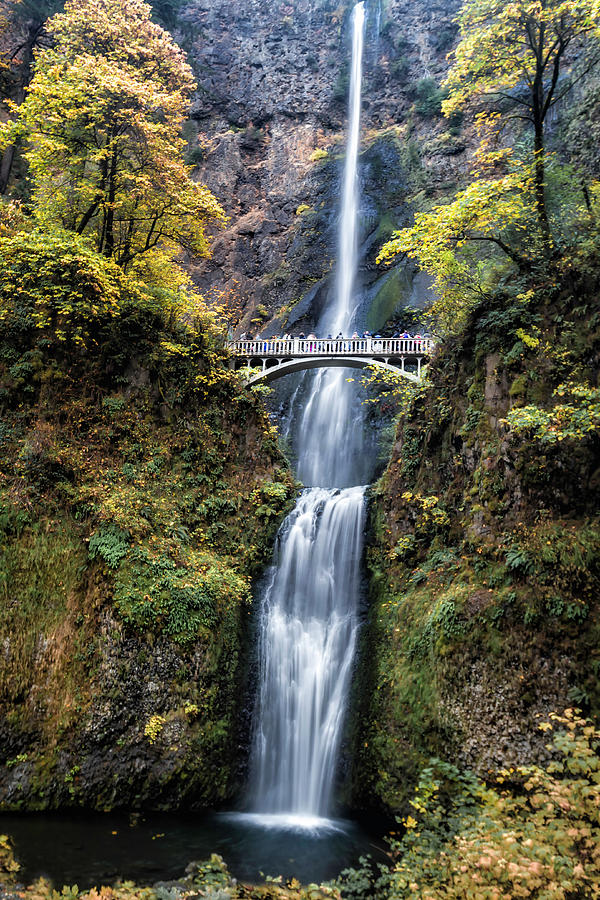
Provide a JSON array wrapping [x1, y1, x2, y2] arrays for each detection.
[[0, 0, 62, 193], [379, 0, 600, 334], [2, 0, 224, 275], [443, 0, 600, 245], [378, 155, 538, 332]]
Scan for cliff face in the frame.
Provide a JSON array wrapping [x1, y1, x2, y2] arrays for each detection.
[[172, 0, 600, 819], [182, 0, 464, 333], [0, 0, 473, 814], [347, 268, 600, 814], [0, 240, 295, 810]]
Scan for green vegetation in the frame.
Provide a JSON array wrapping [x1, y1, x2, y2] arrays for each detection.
[[0, 0, 599, 895], [0, 225, 294, 806], [505, 383, 600, 445], [349, 7, 600, 887], [379, 0, 600, 335], [413, 78, 447, 119], [1, 0, 224, 281], [353, 268, 600, 813], [0, 0, 295, 811], [338, 712, 600, 899]]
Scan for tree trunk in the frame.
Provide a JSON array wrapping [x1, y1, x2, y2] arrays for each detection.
[[0, 19, 42, 194], [0, 144, 17, 194], [103, 149, 118, 257], [531, 24, 552, 254], [533, 125, 551, 248], [581, 181, 592, 215]]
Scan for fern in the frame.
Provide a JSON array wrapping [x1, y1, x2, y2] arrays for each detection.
[[88, 525, 129, 569]]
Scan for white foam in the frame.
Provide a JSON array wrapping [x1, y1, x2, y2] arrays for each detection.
[[219, 812, 347, 834]]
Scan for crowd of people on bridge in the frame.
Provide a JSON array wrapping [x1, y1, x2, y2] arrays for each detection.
[[235, 330, 429, 351]]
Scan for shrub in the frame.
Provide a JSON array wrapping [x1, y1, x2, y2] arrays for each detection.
[[336, 711, 600, 899], [144, 714, 166, 744], [0, 230, 149, 347], [414, 78, 448, 118]]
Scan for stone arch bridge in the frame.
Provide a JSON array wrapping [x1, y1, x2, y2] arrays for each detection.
[[227, 337, 435, 386]]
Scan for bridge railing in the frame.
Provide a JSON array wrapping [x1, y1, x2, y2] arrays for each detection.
[[227, 337, 435, 357]]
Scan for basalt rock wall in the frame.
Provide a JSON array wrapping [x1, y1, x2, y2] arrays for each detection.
[[182, 0, 464, 334]]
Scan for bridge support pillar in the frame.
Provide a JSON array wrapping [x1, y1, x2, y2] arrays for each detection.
[[417, 357, 422, 378]]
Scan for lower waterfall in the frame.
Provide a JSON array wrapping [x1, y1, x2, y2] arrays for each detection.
[[249, 486, 366, 820]]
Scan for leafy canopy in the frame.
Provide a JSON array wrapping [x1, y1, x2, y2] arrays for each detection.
[[0, 227, 226, 355], [443, 0, 600, 121], [2, 0, 224, 274], [378, 0, 600, 335], [0, 227, 148, 344], [378, 153, 538, 333]]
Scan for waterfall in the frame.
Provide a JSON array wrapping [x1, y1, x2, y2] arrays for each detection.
[[247, 2, 369, 825], [250, 487, 366, 818], [295, 0, 367, 491], [331, 0, 365, 335]]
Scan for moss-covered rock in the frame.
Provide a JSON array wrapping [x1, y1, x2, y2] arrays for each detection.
[[0, 235, 295, 811], [348, 265, 600, 816]]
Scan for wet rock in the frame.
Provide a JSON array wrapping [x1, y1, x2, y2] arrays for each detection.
[[182, 0, 465, 329]]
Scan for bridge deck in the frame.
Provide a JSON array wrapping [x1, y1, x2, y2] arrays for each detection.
[[228, 337, 434, 358]]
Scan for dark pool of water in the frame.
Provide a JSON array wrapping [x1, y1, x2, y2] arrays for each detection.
[[0, 810, 387, 889]]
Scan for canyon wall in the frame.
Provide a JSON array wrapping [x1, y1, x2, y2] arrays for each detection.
[[183, 0, 464, 334]]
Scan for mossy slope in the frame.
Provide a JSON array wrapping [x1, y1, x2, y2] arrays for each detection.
[[350, 261, 600, 815], [0, 233, 295, 810]]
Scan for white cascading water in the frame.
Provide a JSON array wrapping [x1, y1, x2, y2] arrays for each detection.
[[248, 2, 368, 825], [332, 0, 364, 337], [296, 0, 367, 491], [251, 487, 366, 819]]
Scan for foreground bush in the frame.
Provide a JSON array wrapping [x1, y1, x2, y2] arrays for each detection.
[[337, 710, 600, 898]]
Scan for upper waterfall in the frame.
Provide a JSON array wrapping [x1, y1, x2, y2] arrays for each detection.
[[294, 1, 369, 490], [329, 1, 365, 336]]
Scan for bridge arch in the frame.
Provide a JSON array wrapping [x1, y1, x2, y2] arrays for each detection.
[[239, 355, 421, 387]]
